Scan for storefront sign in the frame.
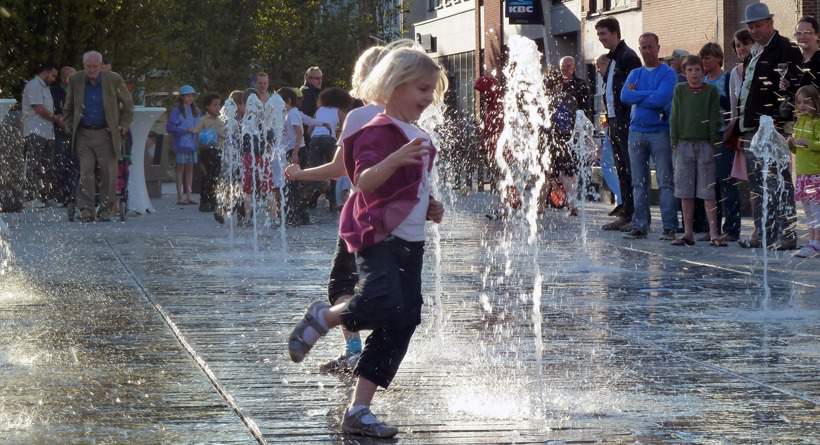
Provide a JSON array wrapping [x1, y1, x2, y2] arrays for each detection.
[[506, 0, 544, 25]]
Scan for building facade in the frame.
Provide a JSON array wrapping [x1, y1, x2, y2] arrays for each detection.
[[404, 0, 818, 115]]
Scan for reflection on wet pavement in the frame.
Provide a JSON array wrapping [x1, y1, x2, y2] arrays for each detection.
[[0, 193, 818, 444]]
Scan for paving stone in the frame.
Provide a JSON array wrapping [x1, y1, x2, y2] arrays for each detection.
[[0, 192, 817, 444]]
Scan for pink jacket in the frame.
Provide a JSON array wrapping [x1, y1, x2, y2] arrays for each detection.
[[339, 113, 436, 253]]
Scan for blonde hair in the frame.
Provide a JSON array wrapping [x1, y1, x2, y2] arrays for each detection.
[[350, 46, 386, 99], [358, 47, 449, 106], [229, 89, 246, 105]]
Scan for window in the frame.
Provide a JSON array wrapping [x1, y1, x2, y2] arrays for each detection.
[[436, 51, 476, 114], [589, 0, 633, 14], [429, 0, 466, 10]]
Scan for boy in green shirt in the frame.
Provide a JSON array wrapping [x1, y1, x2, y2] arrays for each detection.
[[670, 55, 724, 246]]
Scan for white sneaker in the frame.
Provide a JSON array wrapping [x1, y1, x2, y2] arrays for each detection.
[[793, 245, 819, 258]]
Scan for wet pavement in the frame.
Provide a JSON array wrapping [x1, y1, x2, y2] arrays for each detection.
[[0, 191, 818, 444]]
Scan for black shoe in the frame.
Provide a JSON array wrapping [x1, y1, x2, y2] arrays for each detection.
[[608, 204, 623, 217], [659, 229, 676, 240], [623, 229, 647, 240], [214, 212, 225, 224], [774, 238, 798, 251]]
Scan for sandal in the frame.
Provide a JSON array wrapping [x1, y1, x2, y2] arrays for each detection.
[[288, 301, 330, 363], [710, 238, 728, 247], [738, 239, 761, 248], [671, 237, 695, 246]]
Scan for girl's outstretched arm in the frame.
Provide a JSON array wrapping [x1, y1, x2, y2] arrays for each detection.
[[286, 146, 346, 181]]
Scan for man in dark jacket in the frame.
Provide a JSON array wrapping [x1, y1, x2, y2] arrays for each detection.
[[51, 66, 77, 212], [736, 3, 802, 250], [299, 66, 323, 127], [597, 17, 642, 231]]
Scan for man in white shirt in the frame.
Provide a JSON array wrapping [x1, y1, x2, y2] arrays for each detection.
[[21, 63, 60, 207]]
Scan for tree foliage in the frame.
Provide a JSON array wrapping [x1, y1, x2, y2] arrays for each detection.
[[0, 1, 168, 96], [0, 0, 404, 99]]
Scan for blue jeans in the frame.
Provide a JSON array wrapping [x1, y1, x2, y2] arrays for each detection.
[[628, 130, 678, 232], [713, 143, 741, 237], [601, 135, 621, 205]]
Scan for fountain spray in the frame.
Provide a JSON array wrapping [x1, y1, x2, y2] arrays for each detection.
[[262, 93, 288, 256], [570, 110, 597, 247], [748, 115, 791, 310], [494, 35, 551, 415], [242, 94, 264, 254], [218, 98, 240, 243], [419, 101, 449, 336]]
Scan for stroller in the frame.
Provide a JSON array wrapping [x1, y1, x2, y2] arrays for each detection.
[[115, 131, 133, 222]]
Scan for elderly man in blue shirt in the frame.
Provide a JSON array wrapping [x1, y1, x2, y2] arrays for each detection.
[[63, 50, 134, 222]]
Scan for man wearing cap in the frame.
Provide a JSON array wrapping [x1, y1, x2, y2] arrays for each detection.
[[63, 50, 134, 222], [734, 3, 802, 249]]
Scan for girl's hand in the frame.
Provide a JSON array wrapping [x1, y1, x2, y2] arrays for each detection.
[[386, 138, 432, 168], [427, 198, 444, 223], [284, 164, 302, 181]]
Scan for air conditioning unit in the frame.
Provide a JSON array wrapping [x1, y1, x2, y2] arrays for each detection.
[[416, 33, 437, 53]]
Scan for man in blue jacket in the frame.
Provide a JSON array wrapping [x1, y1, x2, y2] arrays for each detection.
[[620, 33, 679, 240]]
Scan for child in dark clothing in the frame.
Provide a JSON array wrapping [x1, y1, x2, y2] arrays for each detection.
[[194, 93, 226, 213]]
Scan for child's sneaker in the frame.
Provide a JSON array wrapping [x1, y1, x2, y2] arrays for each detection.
[[319, 351, 361, 374], [793, 245, 819, 258], [342, 406, 398, 438]]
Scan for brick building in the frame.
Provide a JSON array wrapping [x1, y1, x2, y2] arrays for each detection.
[[404, 0, 816, 115], [643, 0, 817, 65]]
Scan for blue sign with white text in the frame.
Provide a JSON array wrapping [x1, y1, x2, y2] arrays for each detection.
[[506, 0, 544, 25]]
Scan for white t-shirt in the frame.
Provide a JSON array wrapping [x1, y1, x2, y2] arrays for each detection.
[[284, 107, 304, 150], [311, 106, 340, 138], [388, 116, 431, 242], [606, 60, 617, 118], [22, 76, 55, 139], [340, 104, 384, 140]]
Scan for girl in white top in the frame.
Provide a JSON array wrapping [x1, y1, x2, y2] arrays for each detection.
[[729, 29, 755, 121], [310, 88, 353, 139]]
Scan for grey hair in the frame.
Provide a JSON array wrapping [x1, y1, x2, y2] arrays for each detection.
[[559, 56, 576, 66], [82, 51, 103, 64]]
